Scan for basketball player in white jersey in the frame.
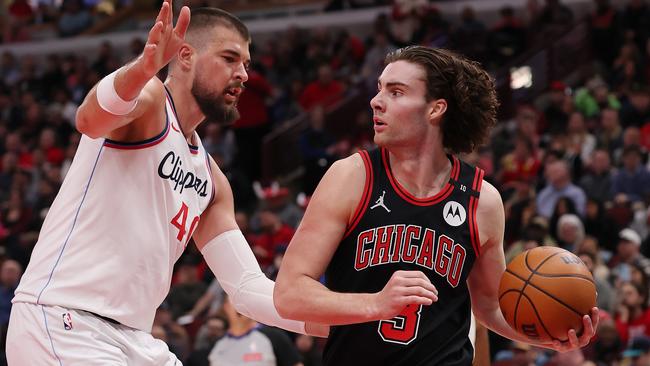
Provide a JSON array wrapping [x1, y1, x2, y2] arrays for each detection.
[[6, 4, 326, 365]]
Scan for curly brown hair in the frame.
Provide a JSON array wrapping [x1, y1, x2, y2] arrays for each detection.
[[385, 46, 499, 154]]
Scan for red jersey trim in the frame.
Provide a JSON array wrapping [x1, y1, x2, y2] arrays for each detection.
[[103, 116, 170, 150], [381, 148, 457, 206], [344, 150, 373, 239], [468, 167, 485, 256]]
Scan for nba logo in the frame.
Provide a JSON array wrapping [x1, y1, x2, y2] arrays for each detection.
[[62, 313, 73, 330]]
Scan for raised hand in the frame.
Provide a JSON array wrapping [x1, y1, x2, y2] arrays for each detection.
[[140, 0, 190, 78], [373, 270, 438, 320], [548, 307, 599, 353]]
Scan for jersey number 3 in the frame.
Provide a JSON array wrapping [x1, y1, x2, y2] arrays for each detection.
[[171, 202, 200, 247], [378, 304, 422, 345]]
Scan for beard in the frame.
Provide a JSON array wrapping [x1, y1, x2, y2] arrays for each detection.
[[191, 78, 241, 125]]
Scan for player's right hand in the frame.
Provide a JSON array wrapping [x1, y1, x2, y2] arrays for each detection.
[[374, 270, 438, 320], [139, 0, 190, 78]]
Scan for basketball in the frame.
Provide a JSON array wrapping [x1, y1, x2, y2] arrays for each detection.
[[498, 246, 597, 343]]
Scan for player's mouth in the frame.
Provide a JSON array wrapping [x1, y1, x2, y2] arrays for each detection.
[[224, 87, 241, 103], [373, 117, 387, 131]]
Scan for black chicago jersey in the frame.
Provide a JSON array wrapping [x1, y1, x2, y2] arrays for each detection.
[[324, 148, 484, 366]]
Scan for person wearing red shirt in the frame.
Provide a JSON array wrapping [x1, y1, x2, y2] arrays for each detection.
[[298, 64, 344, 111], [251, 208, 295, 269], [232, 69, 273, 181], [615, 281, 650, 345]]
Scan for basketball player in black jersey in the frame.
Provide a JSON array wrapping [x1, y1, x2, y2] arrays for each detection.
[[274, 46, 598, 365]]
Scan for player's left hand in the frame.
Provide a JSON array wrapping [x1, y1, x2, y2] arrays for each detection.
[[549, 307, 599, 353]]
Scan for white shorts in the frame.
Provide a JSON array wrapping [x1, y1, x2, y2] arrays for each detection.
[[6, 302, 181, 366]]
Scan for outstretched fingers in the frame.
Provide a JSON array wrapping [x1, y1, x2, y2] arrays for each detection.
[[174, 6, 191, 39]]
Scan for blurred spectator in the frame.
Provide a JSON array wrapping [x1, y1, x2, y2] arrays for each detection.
[[555, 213, 585, 251], [489, 6, 526, 67], [536, 160, 587, 218], [542, 81, 571, 135], [251, 183, 304, 230], [295, 334, 322, 366], [0, 260, 21, 329], [179, 278, 225, 328], [497, 135, 540, 197], [612, 145, 650, 203], [208, 296, 302, 366], [232, 69, 273, 181], [505, 218, 550, 263], [580, 149, 614, 204], [575, 77, 621, 119], [153, 303, 191, 362], [57, 0, 92, 37], [611, 228, 650, 285], [620, 86, 650, 128], [622, 0, 650, 52], [531, 0, 574, 36], [583, 316, 623, 364], [451, 6, 487, 63], [578, 250, 616, 312], [187, 315, 228, 366], [597, 108, 625, 153], [251, 208, 295, 269], [167, 260, 208, 320], [493, 341, 545, 366], [622, 335, 650, 365], [299, 106, 348, 195], [565, 112, 596, 167], [361, 32, 397, 94], [202, 122, 236, 170], [615, 281, 650, 344], [590, 0, 623, 66], [299, 64, 344, 111]]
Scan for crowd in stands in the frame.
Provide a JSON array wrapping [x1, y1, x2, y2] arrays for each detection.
[[1, 0, 650, 365]]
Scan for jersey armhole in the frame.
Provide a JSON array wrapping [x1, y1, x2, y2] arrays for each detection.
[[468, 167, 485, 257], [343, 150, 373, 239]]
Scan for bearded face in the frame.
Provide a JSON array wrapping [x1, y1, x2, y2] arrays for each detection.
[[191, 76, 243, 125]]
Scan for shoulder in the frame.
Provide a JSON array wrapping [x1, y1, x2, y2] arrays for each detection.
[[476, 180, 505, 248], [477, 180, 503, 214]]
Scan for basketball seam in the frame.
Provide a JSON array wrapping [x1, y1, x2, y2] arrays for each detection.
[[524, 249, 595, 284], [519, 292, 567, 343], [529, 272, 595, 283], [506, 268, 591, 318]]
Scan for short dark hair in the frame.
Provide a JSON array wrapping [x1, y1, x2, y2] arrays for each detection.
[[384, 46, 499, 154], [188, 7, 250, 43]]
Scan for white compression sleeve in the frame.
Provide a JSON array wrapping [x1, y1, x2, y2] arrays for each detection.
[[201, 229, 306, 334]]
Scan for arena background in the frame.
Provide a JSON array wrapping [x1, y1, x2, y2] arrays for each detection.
[[0, 0, 647, 365]]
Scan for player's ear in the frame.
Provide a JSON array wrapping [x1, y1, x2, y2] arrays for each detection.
[[177, 44, 194, 72], [428, 98, 447, 125]]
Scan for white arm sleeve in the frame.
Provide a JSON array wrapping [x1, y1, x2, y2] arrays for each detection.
[[200, 229, 306, 334]]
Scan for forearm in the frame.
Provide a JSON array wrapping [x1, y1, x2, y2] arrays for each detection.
[[76, 59, 154, 138], [474, 301, 550, 348], [201, 230, 307, 334], [275, 274, 378, 325]]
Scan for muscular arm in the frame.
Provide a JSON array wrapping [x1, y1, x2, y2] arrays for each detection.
[[76, 67, 166, 141], [75, 0, 188, 141], [468, 181, 597, 350], [274, 154, 437, 325]]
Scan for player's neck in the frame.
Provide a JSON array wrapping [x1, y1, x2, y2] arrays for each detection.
[[387, 144, 451, 198], [164, 78, 204, 141]]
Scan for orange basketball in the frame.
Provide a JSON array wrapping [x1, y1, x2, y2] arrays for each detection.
[[498, 246, 597, 343]]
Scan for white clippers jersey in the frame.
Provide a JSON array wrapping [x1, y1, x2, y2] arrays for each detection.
[[13, 89, 215, 331]]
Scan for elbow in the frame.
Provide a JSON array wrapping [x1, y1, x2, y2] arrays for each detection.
[[273, 280, 295, 320], [75, 110, 100, 139]]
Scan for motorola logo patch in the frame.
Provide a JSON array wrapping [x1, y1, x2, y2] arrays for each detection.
[[443, 201, 466, 226]]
